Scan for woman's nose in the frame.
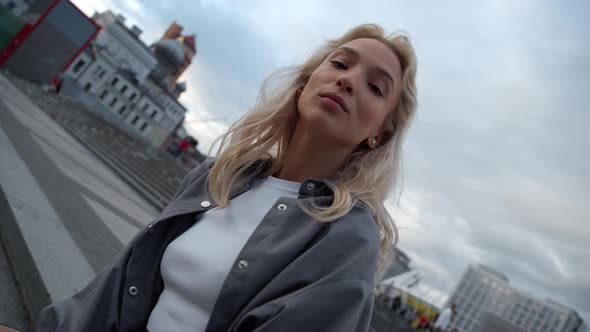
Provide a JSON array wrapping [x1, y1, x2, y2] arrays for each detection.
[[336, 73, 355, 95]]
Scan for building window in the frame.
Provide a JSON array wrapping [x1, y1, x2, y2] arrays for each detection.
[[151, 110, 158, 119], [130, 92, 137, 101], [98, 70, 106, 78], [100, 90, 108, 100], [109, 97, 118, 107], [121, 85, 128, 93], [93, 65, 102, 74], [131, 115, 140, 125], [84, 83, 92, 91], [111, 77, 119, 85], [142, 103, 149, 111], [140, 123, 148, 131], [119, 105, 127, 114], [72, 59, 85, 73]]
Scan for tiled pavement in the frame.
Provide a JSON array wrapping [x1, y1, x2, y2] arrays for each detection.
[[0, 73, 160, 329]]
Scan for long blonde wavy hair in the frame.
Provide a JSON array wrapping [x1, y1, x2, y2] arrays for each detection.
[[207, 24, 418, 281]]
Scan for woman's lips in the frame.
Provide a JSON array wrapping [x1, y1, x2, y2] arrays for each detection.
[[319, 93, 349, 113]]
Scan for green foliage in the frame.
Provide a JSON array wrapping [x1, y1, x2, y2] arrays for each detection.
[[0, 7, 23, 50]]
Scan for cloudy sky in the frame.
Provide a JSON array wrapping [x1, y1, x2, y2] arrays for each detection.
[[73, 0, 590, 323]]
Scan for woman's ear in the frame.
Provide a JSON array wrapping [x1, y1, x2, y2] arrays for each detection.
[[368, 130, 393, 149]]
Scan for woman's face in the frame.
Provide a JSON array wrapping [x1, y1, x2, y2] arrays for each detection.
[[297, 38, 403, 148]]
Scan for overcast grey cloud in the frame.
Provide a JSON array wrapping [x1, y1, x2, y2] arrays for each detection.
[[73, 0, 590, 323]]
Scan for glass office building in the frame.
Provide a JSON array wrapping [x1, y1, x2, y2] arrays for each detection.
[[447, 264, 585, 332]]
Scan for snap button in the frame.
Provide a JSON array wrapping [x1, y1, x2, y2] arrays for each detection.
[[277, 203, 287, 211], [238, 259, 248, 269], [128, 286, 138, 296], [306, 182, 315, 191], [200, 200, 211, 208]]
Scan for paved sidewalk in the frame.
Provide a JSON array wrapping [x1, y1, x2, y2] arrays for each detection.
[[0, 73, 159, 327], [0, 238, 29, 331]]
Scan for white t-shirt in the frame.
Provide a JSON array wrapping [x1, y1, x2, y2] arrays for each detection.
[[146, 176, 301, 332]]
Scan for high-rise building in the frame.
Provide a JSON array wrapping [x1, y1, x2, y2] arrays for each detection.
[[447, 264, 585, 332], [479, 311, 526, 332]]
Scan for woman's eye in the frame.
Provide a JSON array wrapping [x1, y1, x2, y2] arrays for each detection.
[[369, 83, 383, 97], [330, 60, 347, 69]]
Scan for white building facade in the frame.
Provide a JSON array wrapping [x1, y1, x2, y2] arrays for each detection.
[[64, 10, 188, 146], [91, 11, 157, 82], [447, 264, 585, 332]]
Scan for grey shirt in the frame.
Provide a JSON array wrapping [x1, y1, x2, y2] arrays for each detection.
[[36, 159, 380, 332]]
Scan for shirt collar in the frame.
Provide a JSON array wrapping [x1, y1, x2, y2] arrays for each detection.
[[239, 158, 336, 199]]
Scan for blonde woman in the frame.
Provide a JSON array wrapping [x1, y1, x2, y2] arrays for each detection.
[[36, 23, 417, 332]]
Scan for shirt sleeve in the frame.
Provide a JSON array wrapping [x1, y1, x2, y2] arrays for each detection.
[[235, 279, 375, 332]]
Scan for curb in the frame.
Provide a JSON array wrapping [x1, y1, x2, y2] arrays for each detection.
[[0, 186, 47, 330]]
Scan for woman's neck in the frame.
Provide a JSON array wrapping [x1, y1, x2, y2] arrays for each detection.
[[273, 122, 355, 183]]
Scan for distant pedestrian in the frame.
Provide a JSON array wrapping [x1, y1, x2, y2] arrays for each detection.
[[175, 137, 190, 159], [405, 307, 417, 324], [417, 312, 429, 331], [398, 300, 410, 316], [391, 295, 401, 312], [53, 78, 62, 94], [433, 303, 456, 332]]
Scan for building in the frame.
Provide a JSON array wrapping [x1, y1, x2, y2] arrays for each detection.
[[1, 0, 98, 84], [379, 247, 412, 282], [479, 311, 526, 332], [447, 264, 586, 332], [377, 270, 449, 329], [376, 249, 448, 325], [150, 21, 196, 97], [63, 11, 193, 147]]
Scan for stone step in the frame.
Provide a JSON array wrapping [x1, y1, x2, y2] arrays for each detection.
[[82, 137, 178, 198], [64, 123, 184, 195], [70, 129, 170, 210], [76, 130, 178, 199]]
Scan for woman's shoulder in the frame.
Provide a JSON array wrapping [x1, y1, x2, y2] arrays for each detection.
[[332, 204, 380, 246], [321, 204, 380, 257]]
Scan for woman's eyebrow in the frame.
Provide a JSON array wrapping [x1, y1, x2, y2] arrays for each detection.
[[336, 46, 396, 89], [375, 67, 395, 90], [336, 46, 360, 60]]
